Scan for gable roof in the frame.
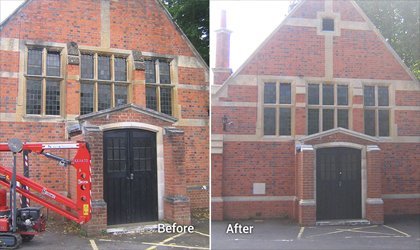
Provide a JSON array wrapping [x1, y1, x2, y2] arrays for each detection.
[[214, 0, 418, 96], [0, 0, 208, 70]]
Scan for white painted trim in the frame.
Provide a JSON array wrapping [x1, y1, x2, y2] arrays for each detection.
[[300, 127, 378, 143], [0, 71, 18, 78], [299, 199, 316, 206], [367, 145, 381, 152], [382, 194, 420, 199], [212, 196, 296, 202], [99, 122, 165, 220], [0, 38, 20, 51], [366, 198, 384, 205]]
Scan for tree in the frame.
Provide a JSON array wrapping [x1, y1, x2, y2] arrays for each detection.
[[356, 0, 419, 79], [162, 0, 209, 65]]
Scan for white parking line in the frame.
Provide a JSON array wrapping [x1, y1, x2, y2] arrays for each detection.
[[145, 232, 185, 250], [383, 225, 411, 237], [195, 231, 210, 237], [90, 239, 99, 250], [297, 227, 305, 239]]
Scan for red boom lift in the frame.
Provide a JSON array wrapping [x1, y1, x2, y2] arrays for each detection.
[[0, 138, 91, 249]]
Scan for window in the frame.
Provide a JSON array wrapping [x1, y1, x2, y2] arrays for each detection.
[[80, 53, 128, 115], [145, 59, 173, 116], [363, 85, 390, 136], [263, 82, 292, 136], [307, 83, 349, 135], [26, 48, 62, 115], [322, 18, 334, 31]]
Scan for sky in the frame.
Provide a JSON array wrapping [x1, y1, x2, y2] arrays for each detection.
[[210, 0, 291, 72], [1, 0, 291, 75], [0, 0, 25, 23]]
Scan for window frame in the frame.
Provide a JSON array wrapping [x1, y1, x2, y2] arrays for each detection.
[[25, 47, 63, 116], [262, 81, 293, 137], [307, 83, 350, 135], [363, 84, 391, 137], [79, 52, 129, 115], [144, 58, 174, 116]]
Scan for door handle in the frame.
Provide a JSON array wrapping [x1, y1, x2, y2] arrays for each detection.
[[127, 173, 134, 180]]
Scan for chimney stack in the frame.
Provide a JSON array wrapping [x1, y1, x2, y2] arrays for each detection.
[[213, 10, 232, 85]]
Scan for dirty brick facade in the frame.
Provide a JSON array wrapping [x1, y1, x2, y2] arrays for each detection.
[[211, 0, 419, 224], [0, 0, 208, 234]]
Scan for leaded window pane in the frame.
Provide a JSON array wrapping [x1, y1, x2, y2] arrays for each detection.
[[114, 85, 127, 106], [379, 110, 389, 136], [146, 86, 157, 111], [26, 79, 42, 114], [337, 109, 348, 129], [264, 108, 276, 135], [279, 83, 291, 104], [159, 61, 170, 84], [98, 84, 111, 110], [322, 84, 334, 105], [364, 110, 375, 136], [337, 85, 348, 105], [81, 54, 94, 79], [114, 57, 127, 81], [160, 87, 172, 115], [46, 51, 60, 76], [279, 108, 291, 135], [364, 86, 375, 106], [45, 81, 60, 115], [322, 109, 334, 131], [308, 109, 319, 135], [378, 87, 389, 106], [145, 60, 156, 83], [80, 83, 94, 115], [308, 84, 319, 105], [98, 55, 111, 80], [264, 83, 276, 104], [27, 49, 42, 75]]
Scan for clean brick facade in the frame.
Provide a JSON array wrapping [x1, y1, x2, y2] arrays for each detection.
[[211, 0, 419, 225], [0, 0, 208, 235]]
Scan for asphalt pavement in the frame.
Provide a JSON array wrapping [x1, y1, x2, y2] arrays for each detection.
[[211, 216, 420, 250]]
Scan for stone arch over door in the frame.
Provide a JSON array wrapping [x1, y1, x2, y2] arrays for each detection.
[[295, 128, 384, 225], [313, 142, 366, 220], [101, 122, 165, 223]]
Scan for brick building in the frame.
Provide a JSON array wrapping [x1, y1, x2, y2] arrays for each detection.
[[0, 0, 208, 234], [211, 0, 419, 225]]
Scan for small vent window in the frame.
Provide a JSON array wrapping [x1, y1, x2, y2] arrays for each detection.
[[322, 18, 334, 31]]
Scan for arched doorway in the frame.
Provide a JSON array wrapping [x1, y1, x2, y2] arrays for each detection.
[[316, 147, 362, 220], [103, 129, 158, 225]]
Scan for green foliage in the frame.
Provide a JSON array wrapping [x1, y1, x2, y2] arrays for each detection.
[[162, 0, 209, 65], [356, 0, 419, 79]]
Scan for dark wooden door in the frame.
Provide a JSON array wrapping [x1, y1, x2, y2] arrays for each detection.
[[104, 129, 158, 225], [316, 147, 361, 220]]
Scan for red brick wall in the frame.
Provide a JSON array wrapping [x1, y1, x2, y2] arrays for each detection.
[[223, 200, 294, 220], [211, 106, 257, 135], [219, 85, 258, 103], [1, 0, 101, 46], [395, 111, 420, 136], [333, 29, 411, 80], [395, 91, 420, 106], [333, 0, 364, 22], [222, 142, 295, 196], [239, 26, 325, 77], [291, 0, 324, 19], [0, 77, 18, 113]]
